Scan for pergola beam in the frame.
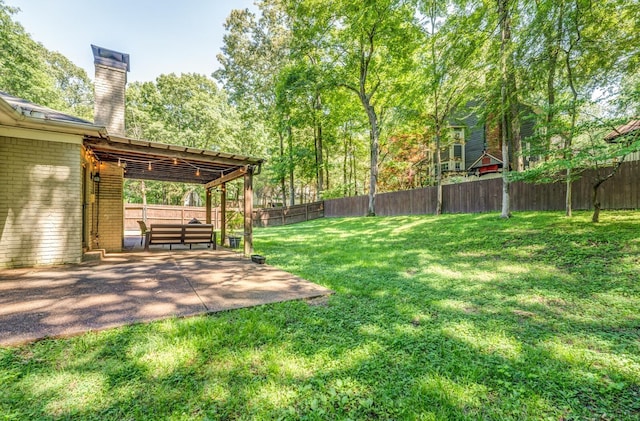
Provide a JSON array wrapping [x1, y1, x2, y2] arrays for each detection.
[[205, 166, 248, 189]]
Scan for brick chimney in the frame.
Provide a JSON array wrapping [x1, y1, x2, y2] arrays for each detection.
[[91, 45, 130, 136]]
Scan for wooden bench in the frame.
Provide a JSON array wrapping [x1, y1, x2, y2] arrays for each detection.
[[144, 224, 216, 250]]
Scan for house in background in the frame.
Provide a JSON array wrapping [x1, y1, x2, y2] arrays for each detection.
[[414, 106, 539, 185], [605, 119, 640, 162], [0, 46, 262, 268]]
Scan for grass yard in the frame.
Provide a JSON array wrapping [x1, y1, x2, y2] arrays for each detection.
[[1, 211, 639, 420]]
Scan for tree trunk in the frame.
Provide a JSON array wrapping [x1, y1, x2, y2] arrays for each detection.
[[324, 144, 330, 192], [511, 103, 523, 172], [591, 183, 600, 223], [287, 125, 295, 207], [279, 131, 287, 206], [343, 130, 348, 196], [563, 4, 580, 217], [544, 3, 563, 157], [314, 95, 324, 200], [590, 160, 623, 223], [316, 122, 324, 199], [430, 4, 443, 215], [499, 0, 511, 219], [351, 140, 357, 196], [435, 125, 443, 215], [501, 115, 511, 219], [566, 168, 572, 217], [361, 96, 379, 217], [507, 67, 522, 172]]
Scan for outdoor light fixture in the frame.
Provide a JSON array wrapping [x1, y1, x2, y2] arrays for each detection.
[[148, 161, 152, 171], [196, 167, 200, 176], [93, 172, 101, 183]]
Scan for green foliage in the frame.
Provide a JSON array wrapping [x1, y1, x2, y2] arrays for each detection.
[[123, 73, 268, 205], [0, 2, 58, 105], [510, 118, 640, 186], [2, 211, 639, 419], [4, 0, 639, 208], [43, 50, 94, 121], [0, 1, 92, 118], [124, 180, 207, 206], [212, 0, 640, 207], [126, 73, 251, 153], [226, 210, 244, 234]]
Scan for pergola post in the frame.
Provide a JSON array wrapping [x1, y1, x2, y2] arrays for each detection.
[[205, 188, 212, 224], [220, 183, 226, 247], [244, 166, 254, 256]]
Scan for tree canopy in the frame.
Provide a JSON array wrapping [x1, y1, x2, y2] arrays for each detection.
[[0, 1, 92, 119], [2, 0, 638, 213]]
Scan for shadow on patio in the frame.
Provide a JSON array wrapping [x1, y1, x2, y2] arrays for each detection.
[[0, 240, 332, 347]]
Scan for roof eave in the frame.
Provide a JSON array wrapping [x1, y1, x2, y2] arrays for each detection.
[[0, 95, 106, 137], [106, 134, 264, 165]]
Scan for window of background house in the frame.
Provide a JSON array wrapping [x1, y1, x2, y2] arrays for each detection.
[[453, 144, 463, 158]]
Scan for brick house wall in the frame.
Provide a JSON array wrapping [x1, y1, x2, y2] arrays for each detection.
[[93, 162, 124, 252], [0, 135, 83, 268]]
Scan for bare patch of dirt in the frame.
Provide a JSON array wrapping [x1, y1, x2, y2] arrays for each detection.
[[305, 295, 331, 307]]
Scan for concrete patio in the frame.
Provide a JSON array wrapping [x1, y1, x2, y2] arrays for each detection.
[[0, 244, 332, 347]]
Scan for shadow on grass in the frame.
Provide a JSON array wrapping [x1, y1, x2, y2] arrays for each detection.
[[1, 211, 639, 419]]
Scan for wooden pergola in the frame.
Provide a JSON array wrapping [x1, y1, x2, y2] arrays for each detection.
[[84, 135, 263, 255]]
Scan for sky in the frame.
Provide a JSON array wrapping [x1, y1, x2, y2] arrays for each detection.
[[8, 0, 257, 83]]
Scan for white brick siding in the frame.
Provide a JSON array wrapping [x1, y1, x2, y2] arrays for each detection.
[[0, 136, 83, 268], [94, 64, 127, 136]]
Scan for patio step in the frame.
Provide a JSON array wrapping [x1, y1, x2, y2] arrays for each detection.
[[82, 249, 106, 262]]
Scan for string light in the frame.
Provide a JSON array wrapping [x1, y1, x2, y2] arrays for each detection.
[[196, 168, 201, 176], [117, 158, 121, 167], [173, 158, 178, 165], [148, 161, 152, 171]]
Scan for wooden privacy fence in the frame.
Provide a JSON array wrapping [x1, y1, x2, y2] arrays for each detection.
[[253, 202, 324, 228], [325, 161, 640, 217], [125, 201, 324, 231], [125, 162, 637, 229], [125, 205, 218, 231]]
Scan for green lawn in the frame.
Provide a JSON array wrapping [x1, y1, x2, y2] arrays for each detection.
[[2, 211, 639, 420]]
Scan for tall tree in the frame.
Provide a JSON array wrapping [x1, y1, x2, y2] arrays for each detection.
[[216, 0, 294, 205], [416, 0, 485, 214], [498, 0, 513, 219], [314, 0, 418, 216]]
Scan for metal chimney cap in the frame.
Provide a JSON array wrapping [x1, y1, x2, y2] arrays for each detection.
[[91, 44, 130, 72]]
